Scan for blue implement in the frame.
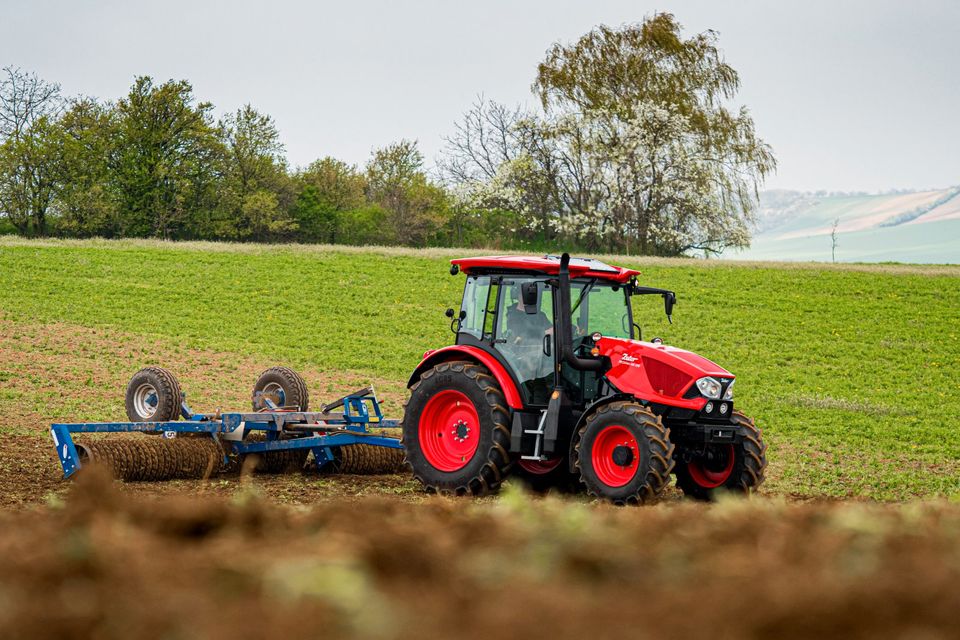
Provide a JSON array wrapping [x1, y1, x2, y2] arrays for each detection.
[[51, 387, 403, 479]]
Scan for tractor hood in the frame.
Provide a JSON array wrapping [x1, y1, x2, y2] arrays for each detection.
[[595, 337, 732, 410]]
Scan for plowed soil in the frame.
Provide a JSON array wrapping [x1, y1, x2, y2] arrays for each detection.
[[1, 470, 959, 640]]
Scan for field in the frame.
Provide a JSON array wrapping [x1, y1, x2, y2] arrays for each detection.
[[0, 237, 959, 638], [4, 471, 960, 640]]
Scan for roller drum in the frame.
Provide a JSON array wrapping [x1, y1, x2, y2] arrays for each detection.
[[76, 436, 222, 481]]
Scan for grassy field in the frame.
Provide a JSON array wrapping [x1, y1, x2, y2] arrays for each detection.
[[0, 237, 958, 501]]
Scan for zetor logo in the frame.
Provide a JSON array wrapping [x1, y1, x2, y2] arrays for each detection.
[[620, 354, 642, 368]]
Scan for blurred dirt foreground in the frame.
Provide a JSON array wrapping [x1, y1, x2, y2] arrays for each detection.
[[1, 469, 959, 640]]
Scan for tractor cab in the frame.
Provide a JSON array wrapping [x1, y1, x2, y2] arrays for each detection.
[[451, 256, 635, 408], [403, 253, 767, 504]]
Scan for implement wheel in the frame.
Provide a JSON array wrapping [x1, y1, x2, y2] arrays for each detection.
[[125, 367, 183, 422], [247, 367, 310, 472], [401, 361, 511, 495], [574, 401, 674, 505], [674, 410, 767, 501], [252, 367, 309, 411]]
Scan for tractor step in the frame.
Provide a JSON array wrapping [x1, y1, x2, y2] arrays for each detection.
[[520, 410, 549, 461]]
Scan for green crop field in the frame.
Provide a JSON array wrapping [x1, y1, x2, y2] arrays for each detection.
[[1, 237, 958, 501]]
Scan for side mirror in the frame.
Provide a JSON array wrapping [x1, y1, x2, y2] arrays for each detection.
[[446, 308, 466, 334], [521, 282, 539, 314], [663, 292, 676, 324]]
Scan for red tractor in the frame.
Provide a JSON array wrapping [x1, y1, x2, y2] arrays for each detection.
[[401, 254, 767, 504]]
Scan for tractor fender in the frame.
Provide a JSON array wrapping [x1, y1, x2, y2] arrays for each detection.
[[567, 393, 635, 473], [407, 345, 523, 409]]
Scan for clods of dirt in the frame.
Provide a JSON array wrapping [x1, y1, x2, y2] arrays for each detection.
[[1, 469, 959, 640]]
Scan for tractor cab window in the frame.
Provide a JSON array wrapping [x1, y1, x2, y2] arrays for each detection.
[[563, 281, 632, 405], [570, 281, 632, 340], [495, 278, 554, 405], [458, 276, 491, 340], [574, 282, 631, 338]]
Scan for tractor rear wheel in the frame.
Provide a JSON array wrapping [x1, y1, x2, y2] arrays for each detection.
[[252, 367, 309, 411], [125, 367, 183, 422], [674, 410, 767, 501], [401, 361, 512, 495], [573, 401, 674, 505]]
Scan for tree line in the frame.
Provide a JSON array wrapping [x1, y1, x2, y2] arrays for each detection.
[[0, 14, 774, 256]]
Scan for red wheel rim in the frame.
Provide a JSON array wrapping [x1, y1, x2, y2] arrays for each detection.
[[688, 444, 736, 488], [591, 425, 640, 488], [517, 457, 563, 475], [418, 390, 481, 472]]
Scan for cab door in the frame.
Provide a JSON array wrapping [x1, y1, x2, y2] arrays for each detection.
[[494, 277, 556, 406]]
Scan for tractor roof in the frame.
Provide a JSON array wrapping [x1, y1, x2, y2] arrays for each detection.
[[451, 255, 639, 283]]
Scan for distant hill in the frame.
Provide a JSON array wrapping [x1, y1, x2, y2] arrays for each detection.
[[729, 186, 960, 263]]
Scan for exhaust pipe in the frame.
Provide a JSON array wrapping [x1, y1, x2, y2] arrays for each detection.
[[557, 253, 603, 372]]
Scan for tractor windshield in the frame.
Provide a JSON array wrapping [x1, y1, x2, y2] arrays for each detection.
[[561, 280, 632, 406], [570, 281, 632, 339]]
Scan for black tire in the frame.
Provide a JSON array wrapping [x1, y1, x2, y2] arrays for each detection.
[[513, 457, 583, 494], [252, 367, 309, 411], [573, 401, 675, 505], [401, 361, 512, 495], [674, 410, 767, 501], [246, 367, 309, 472], [125, 367, 183, 422]]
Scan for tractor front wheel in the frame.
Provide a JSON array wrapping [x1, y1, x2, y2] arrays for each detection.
[[674, 410, 767, 501], [574, 401, 674, 505], [401, 361, 512, 495]]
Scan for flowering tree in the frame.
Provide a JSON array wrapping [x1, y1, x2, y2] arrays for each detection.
[[577, 102, 761, 255], [439, 14, 775, 256]]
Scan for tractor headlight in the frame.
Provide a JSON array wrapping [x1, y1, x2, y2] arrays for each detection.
[[696, 376, 722, 400], [723, 379, 734, 400]]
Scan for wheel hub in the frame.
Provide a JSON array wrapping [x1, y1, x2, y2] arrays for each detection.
[[133, 383, 159, 418], [591, 424, 641, 488], [418, 390, 481, 472], [452, 420, 470, 443], [687, 443, 736, 488], [611, 444, 634, 466], [260, 382, 286, 408]]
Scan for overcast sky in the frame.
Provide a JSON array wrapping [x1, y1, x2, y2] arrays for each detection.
[[3, 0, 959, 192]]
